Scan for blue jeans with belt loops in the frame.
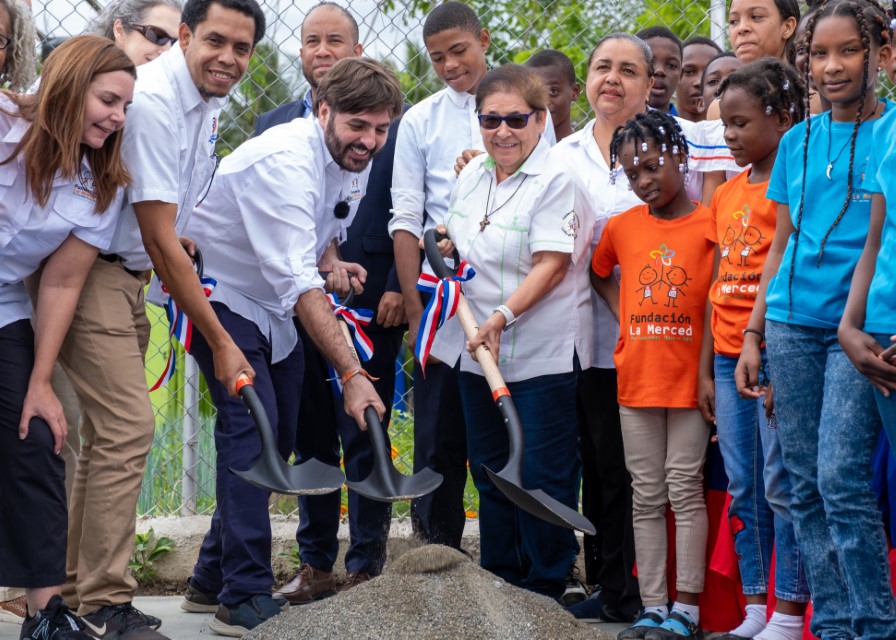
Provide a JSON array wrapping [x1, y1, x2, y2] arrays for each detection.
[[713, 353, 809, 603], [766, 320, 896, 640]]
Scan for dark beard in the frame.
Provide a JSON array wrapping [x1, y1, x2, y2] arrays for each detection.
[[198, 84, 229, 99], [324, 115, 376, 172]]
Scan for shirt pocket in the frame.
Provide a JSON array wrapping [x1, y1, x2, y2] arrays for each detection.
[[52, 192, 102, 230]]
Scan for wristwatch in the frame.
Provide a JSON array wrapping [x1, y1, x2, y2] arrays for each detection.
[[494, 304, 517, 331]]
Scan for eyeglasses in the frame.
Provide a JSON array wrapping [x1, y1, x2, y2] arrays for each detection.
[[0, 33, 9, 51], [131, 24, 177, 46], [477, 111, 536, 130]]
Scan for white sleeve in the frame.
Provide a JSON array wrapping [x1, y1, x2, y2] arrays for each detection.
[[123, 91, 181, 205], [388, 110, 427, 238], [527, 171, 579, 257], [70, 190, 126, 251], [232, 152, 326, 314]]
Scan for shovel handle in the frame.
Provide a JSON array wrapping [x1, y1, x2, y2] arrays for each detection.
[[234, 374, 279, 454], [192, 246, 204, 279]]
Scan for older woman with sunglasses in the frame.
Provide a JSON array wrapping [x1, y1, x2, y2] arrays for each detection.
[[433, 63, 595, 601], [88, 0, 181, 65]]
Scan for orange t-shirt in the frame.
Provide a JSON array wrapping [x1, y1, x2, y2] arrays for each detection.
[[706, 170, 776, 357], [592, 203, 715, 409]]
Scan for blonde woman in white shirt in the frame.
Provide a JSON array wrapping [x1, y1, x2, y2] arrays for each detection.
[[0, 35, 134, 639], [437, 64, 595, 601]]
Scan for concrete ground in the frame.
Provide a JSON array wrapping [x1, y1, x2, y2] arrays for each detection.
[[0, 596, 631, 639]]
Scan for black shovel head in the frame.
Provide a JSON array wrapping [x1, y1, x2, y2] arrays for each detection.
[[344, 406, 444, 502], [483, 465, 597, 535], [231, 456, 345, 496]]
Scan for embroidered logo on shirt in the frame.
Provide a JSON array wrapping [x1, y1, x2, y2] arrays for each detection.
[[208, 116, 218, 146], [345, 176, 362, 203], [561, 210, 579, 237], [73, 170, 98, 202]]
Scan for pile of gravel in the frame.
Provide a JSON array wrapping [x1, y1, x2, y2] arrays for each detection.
[[246, 545, 611, 639]]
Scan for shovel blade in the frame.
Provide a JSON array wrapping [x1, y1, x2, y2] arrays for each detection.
[[230, 456, 345, 496], [483, 465, 596, 535], [346, 467, 443, 502]]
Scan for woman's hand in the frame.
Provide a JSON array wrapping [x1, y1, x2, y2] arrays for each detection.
[[839, 325, 896, 396], [454, 149, 483, 176], [19, 380, 66, 454], [467, 312, 504, 362], [735, 337, 765, 400], [419, 224, 455, 258]]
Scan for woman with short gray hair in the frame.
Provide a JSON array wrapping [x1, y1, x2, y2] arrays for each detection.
[[88, 0, 182, 65]]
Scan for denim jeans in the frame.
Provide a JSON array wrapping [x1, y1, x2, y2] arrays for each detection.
[[458, 368, 579, 600], [766, 320, 896, 640], [714, 354, 809, 602]]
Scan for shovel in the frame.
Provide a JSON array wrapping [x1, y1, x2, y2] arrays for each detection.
[[229, 377, 345, 496], [334, 289, 443, 502], [423, 229, 596, 535]]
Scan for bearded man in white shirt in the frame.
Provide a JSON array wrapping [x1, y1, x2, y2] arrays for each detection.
[[177, 57, 402, 636], [55, 0, 264, 637]]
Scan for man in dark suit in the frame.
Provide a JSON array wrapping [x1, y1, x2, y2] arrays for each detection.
[[254, 1, 409, 603]]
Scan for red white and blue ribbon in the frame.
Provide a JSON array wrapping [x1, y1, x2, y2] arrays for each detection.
[[326, 293, 375, 397], [149, 277, 217, 391], [414, 261, 475, 374]]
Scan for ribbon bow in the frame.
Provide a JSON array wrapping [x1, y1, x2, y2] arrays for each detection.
[[149, 277, 217, 391], [414, 260, 476, 375], [326, 293, 375, 397]]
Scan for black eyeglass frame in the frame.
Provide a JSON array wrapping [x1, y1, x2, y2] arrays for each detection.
[[0, 33, 9, 51], [477, 110, 537, 130], [130, 23, 177, 46]]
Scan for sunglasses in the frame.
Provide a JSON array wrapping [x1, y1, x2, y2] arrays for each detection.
[[131, 24, 177, 46], [477, 111, 536, 130]]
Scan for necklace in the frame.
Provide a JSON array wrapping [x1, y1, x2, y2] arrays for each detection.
[[479, 174, 529, 231], [825, 101, 881, 179]]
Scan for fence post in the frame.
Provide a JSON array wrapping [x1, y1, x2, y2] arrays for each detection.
[[181, 353, 200, 516]]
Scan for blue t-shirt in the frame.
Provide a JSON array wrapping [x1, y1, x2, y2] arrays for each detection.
[[864, 108, 896, 334], [765, 100, 892, 328]]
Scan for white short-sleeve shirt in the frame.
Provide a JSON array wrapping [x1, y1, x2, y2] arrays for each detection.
[[107, 45, 227, 271], [181, 117, 369, 363], [0, 102, 123, 328], [443, 137, 595, 382]]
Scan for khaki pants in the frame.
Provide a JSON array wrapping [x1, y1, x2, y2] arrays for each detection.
[[619, 406, 709, 606], [56, 258, 154, 615]]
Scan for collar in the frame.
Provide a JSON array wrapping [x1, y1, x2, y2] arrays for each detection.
[[482, 134, 551, 179], [164, 45, 228, 115], [1, 112, 29, 145], [444, 85, 476, 110]]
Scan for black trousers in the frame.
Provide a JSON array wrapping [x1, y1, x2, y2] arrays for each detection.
[[0, 319, 67, 588], [577, 367, 641, 619]]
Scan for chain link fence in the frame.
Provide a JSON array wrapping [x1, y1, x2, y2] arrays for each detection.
[[33, 0, 773, 518]]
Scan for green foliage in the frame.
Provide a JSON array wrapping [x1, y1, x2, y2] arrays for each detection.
[[129, 529, 174, 584], [633, 0, 714, 40], [279, 544, 302, 570]]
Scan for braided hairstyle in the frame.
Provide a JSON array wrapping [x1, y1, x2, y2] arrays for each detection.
[[787, 0, 892, 315], [608, 110, 689, 184], [718, 56, 807, 124]]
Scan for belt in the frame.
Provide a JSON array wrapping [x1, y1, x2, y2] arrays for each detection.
[[99, 253, 145, 279]]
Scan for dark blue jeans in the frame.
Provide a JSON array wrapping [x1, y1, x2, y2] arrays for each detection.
[[293, 323, 402, 575], [191, 303, 303, 607], [767, 320, 896, 639], [871, 333, 896, 457], [713, 353, 809, 602], [459, 368, 580, 600]]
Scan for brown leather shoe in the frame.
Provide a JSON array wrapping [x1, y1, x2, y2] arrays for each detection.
[[275, 565, 336, 604], [338, 572, 373, 593]]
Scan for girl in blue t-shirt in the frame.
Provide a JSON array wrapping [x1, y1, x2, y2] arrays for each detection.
[[735, 0, 896, 637]]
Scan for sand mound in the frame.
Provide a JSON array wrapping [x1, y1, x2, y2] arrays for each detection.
[[246, 545, 610, 639]]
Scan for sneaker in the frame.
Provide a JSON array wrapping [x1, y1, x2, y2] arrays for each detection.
[[645, 611, 704, 640], [81, 603, 169, 639], [559, 565, 587, 606], [618, 609, 666, 640], [19, 595, 92, 639], [208, 594, 282, 638], [338, 572, 373, 593], [181, 579, 219, 614], [1, 595, 27, 624], [567, 590, 626, 623]]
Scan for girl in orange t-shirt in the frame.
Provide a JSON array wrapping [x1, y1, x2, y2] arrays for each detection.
[[697, 59, 810, 640], [592, 110, 714, 640]]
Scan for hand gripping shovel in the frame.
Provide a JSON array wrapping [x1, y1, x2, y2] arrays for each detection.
[[334, 290, 443, 502], [229, 376, 345, 496], [423, 229, 596, 534]]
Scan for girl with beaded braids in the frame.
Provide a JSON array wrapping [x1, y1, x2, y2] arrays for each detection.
[[735, 1, 896, 637], [592, 109, 715, 640], [0, 0, 36, 91], [698, 57, 810, 640]]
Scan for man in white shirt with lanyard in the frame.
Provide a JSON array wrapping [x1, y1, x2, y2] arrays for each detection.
[[55, 0, 264, 636], [178, 57, 399, 636]]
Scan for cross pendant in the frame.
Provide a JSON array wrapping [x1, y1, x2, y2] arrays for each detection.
[[479, 216, 490, 231]]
